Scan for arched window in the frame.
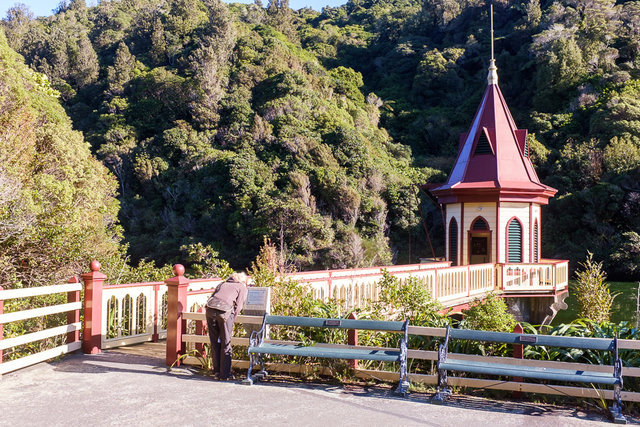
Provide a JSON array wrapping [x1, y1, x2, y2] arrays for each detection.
[[471, 217, 489, 230], [507, 218, 523, 263], [449, 218, 458, 266], [533, 220, 539, 263]]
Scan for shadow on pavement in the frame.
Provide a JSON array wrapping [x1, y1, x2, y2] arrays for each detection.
[[52, 349, 633, 425]]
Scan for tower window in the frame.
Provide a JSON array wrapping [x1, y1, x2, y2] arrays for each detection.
[[472, 217, 489, 230], [449, 218, 458, 266], [474, 131, 492, 155], [507, 218, 523, 263]]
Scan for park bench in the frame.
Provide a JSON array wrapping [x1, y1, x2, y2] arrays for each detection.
[[244, 314, 410, 395], [434, 326, 626, 424]]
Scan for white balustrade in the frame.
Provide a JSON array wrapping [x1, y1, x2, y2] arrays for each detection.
[[502, 263, 554, 292], [97, 259, 567, 352], [101, 279, 222, 349], [0, 282, 83, 375]]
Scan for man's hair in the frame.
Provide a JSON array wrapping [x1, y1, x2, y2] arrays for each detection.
[[229, 272, 248, 283]]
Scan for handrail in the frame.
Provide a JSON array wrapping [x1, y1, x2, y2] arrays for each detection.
[[0, 282, 83, 300]]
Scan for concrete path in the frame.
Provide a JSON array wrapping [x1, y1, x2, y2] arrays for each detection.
[[0, 345, 632, 426]]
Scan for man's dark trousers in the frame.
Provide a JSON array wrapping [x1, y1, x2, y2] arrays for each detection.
[[205, 308, 234, 379]]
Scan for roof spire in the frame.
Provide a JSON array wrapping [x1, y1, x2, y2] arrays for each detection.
[[487, 3, 498, 86]]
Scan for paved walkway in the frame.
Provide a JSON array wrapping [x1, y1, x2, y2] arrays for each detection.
[[0, 344, 632, 426]]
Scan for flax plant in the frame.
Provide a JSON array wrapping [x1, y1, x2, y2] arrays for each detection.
[[574, 252, 616, 324]]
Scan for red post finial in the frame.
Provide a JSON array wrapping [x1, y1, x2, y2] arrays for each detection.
[[173, 264, 185, 277], [90, 260, 101, 272]]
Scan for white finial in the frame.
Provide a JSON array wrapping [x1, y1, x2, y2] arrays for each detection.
[[488, 3, 498, 85]]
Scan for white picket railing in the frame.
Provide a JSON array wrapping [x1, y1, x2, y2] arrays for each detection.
[[302, 263, 496, 309], [501, 260, 569, 293], [101, 278, 223, 350], [0, 282, 82, 375]]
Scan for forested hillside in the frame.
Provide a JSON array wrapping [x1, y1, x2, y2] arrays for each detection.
[[2, 0, 640, 278], [0, 30, 120, 287]]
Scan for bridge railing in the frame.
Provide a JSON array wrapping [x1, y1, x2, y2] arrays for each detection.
[[501, 260, 569, 293], [0, 278, 82, 375], [98, 277, 221, 350]]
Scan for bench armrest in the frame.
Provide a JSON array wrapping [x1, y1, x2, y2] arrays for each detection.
[[249, 313, 269, 348], [437, 325, 451, 365]]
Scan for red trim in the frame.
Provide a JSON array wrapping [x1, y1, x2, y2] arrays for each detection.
[[81, 269, 107, 354], [66, 277, 81, 344], [187, 288, 217, 296], [505, 216, 524, 263], [104, 281, 164, 289], [470, 215, 490, 230], [529, 203, 533, 263], [287, 262, 448, 277], [460, 203, 465, 265], [165, 274, 189, 366], [496, 203, 500, 262], [152, 283, 160, 342]]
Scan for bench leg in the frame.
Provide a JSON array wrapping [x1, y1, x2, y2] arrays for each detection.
[[394, 354, 410, 396], [242, 353, 256, 385], [610, 384, 626, 424], [432, 369, 451, 404], [243, 353, 268, 385], [257, 355, 268, 379]]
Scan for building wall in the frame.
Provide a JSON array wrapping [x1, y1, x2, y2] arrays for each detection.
[[461, 202, 497, 265], [531, 204, 541, 262]]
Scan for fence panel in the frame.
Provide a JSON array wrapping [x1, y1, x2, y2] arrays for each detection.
[[0, 282, 83, 375]]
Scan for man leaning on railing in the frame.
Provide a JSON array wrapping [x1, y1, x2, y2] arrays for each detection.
[[205, 272, 248, 380]]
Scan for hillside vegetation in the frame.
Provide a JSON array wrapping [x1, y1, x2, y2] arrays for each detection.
[[2, 0, 640, 278], [0, 30, 120, 287]]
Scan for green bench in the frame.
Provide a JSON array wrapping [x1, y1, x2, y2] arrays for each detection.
[[434, 326, 626, 424], [244, 314, 410, 395]]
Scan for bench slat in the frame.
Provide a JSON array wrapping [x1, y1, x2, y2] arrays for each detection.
[[265, 315, 405, 331], [249, 343, 401, 362], [441, 358, 620, 385], [449, 329, 615, 351]]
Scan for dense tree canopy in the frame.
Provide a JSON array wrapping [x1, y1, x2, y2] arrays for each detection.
[[0, 30, 120, 287], [3, 0, 640, 278]]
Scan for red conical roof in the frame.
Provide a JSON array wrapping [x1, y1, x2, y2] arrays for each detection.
[[432, 64, 557, 205]]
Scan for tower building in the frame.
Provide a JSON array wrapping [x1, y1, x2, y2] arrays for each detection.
[[431, 17, 557, 266]]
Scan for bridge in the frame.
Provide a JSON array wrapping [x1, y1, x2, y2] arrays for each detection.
[[0, 258, 569, 370]]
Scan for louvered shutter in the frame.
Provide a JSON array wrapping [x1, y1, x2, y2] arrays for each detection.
[[449, 218, 458, 266], [474, 131, 492, 155], [507, 220, 522, 263], [534, 221, 539, 263]]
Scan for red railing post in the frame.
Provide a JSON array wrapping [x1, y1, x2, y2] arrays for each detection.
[[0, 285, 4, 364], [152, 283, 160, 342], [512, 322, 524, 398], [347, 312, 358, 369], [81, 260, 107, 354], [165, 264, 189, 366], [67, 276, 81, 344]]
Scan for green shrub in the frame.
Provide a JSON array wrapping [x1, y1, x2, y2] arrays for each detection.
[[461, 292, 517, 332], [574, 252, 616, 323]]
